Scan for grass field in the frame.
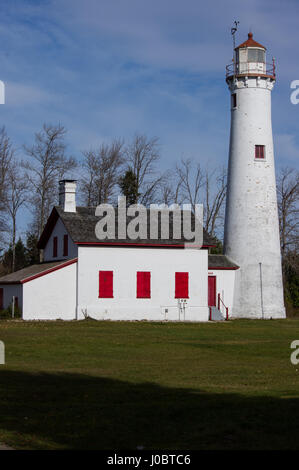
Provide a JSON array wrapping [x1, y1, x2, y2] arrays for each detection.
[[0, 319, 299, 450]]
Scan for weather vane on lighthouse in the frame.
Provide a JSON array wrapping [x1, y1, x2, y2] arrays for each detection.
[[231, 20, 239, 51], [230, 20, 239, 76]]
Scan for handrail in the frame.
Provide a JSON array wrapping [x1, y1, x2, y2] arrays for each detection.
[[217, 293, 229, 321], [226, 61, 276, 79]]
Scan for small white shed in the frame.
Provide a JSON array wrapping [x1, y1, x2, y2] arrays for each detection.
[[0, 259, 77, 320]]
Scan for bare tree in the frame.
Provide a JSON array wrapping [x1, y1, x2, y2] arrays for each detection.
[[277, 167, 299, 261], [0, 127, 14, 246], [6, 161, 28, 272], [159, 169, 184, 206], [125, 134, 165, 205], [203, 167, 227, 237], [22, 124, 76, 236], [175, 158, 203, 214], [276, 167, 299, 312], [172, 158, 227, 239], [81, 139, 124, 207]]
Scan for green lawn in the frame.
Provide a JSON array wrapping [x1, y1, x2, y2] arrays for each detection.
[[0, 319, 299, 450]]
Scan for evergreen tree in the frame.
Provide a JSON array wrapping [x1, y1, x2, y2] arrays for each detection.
[[284, 252, 299, 312], [210, 237, 223, 255], [119, 169, 140, 206], [25, 232, 40, 266], [2, 238, 27, 274]]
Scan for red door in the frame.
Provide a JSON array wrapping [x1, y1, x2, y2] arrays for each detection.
[[0, 288, 3, 310], [208, 276, 216, 306]]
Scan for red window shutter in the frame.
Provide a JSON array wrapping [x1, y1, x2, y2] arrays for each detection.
[[0, 288, 3, 310], [15, 297, 19, 309], [175, 272, 189, 298], [63, 234, 68, 256], [53, 236, 58, 257], [99, 271, 113, 298], [137, 272, 151, 298], [255, 145, 265, 159]]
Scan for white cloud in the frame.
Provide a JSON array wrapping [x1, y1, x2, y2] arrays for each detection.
[[5, 81, 54, 106]]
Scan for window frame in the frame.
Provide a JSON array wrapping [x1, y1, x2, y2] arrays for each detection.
[[255, 144, 265, 160], [247, 48, 265, 63], [63, 234, 68, 257], [232, 93, 237, 109], [53, 236, 58, 258]]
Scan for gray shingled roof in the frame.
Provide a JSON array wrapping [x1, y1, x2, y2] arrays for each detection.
[[0, 259, 74, 284], [53, 206, 216, 247], [208, 255, 239, 269]]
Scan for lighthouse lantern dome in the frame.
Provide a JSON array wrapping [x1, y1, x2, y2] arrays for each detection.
[[235, 32, 266, 76]]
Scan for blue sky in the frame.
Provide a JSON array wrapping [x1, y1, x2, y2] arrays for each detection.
[[1, 0, 299, 238]]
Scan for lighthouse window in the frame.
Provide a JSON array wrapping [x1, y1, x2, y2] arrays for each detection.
[[248, 49, 265, 63], [232, 93, 237, 108], [255, 145, 265, 159]]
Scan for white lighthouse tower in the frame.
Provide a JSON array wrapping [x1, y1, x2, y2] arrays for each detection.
[[224, 32, 285, 319]]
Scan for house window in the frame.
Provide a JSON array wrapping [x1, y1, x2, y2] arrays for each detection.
[[255, 145, 265, 159], [63, 234, 68, 256], [232, 93, 237, 108], [175, 272, 189, 298], [137, 272, 151, 298], [99, 271, 113, 298], [53, 236, 58, 257], [0, 288, 3, 310]]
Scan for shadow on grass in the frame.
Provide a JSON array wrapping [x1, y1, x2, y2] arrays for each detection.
[[0, 370, 298, 450]]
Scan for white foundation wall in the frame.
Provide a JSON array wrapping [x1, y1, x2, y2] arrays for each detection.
[[224, 77, 285, 318], [208, 270, 236, 317], [77, 246, 209, 321], [0, 284, 23, 310], [43, 217, 78, 261], [22, 262, 77, 320]]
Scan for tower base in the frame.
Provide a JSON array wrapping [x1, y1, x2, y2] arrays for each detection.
[[229, 307, 286, 320]]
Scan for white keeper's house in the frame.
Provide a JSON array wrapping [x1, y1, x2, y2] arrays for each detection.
[[0, 179, 238, 321], [0, 32, 286, 321]]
